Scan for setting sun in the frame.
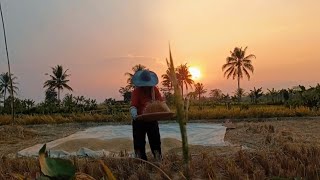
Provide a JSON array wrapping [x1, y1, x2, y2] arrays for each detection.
[[189, 67, 201, 80]]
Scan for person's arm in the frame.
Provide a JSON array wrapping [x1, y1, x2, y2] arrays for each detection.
[[130, 88, 139, 120]]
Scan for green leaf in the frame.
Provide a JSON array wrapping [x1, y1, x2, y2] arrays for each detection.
[[38, 144, 76, 179]]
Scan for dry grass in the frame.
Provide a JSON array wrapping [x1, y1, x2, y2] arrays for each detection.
[[0, 105, 319, 125], [1, 143, 320, 179], [188, 105, 320, 120], [0, 114, 131, 125], [2, 119, 320, 179]]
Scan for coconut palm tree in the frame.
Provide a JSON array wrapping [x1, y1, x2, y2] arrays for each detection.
[[44, 65, 73, 102], [0, 72, 18, 107], [124, 64, 146, 90], [161, 69, 173, 93], [194, 83, 207, 101], [222, 47, 256, 92], [176, 63, 194, 97]]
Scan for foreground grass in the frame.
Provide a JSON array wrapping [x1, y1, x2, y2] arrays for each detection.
[[1, 119, 320, 179], [1, 143, 320, 179], [0, 105, 319, 125]]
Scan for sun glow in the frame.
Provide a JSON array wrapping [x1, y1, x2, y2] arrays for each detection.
[[189, 67, 201, 80]]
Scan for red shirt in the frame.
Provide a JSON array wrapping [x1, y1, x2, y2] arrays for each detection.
[[131, 86, 163, 115]]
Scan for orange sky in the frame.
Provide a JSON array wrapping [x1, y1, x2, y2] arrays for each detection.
[[0, 1, 319, 101]]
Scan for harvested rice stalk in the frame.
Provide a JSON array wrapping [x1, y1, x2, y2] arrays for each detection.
[[143, 101, 171, 114]]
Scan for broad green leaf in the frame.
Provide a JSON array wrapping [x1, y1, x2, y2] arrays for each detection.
[[38, 144, 76, 179]]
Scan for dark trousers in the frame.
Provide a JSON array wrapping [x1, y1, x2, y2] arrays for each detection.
[[132, 120, 162, 161]]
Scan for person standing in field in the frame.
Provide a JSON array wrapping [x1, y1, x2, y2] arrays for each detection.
[[130, 70, 163, 161]]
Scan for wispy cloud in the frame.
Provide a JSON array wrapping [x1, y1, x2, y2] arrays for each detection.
[[103, 54, 166, 66]]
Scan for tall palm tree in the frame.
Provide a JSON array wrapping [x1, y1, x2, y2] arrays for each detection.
[[124, 64, 146, 89], [44, 65, 73, 102], [0, 72, 18, 107], [194, 83, 207, 101], [222, 47, 256, 91], [176, 63, 194, 97]]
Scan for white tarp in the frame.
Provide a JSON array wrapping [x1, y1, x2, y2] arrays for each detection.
[[18, 123, 226, 157]]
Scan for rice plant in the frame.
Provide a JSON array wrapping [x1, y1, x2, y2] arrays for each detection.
[[166, 45, 190, 179]]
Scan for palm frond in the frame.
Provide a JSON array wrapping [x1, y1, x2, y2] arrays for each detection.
[[242, 67, 251, 80], [226, 68, 235, 79], [243, 54, 256, 60], [244, 63, 254, 72]]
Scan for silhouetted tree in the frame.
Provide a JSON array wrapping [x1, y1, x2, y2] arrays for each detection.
[[176, 63, 194, 97], [44, 65, 73, 102], [222, 47, 255, 98], [194, 83, 207, 101], [0, 72, 18, 108], [249, 87, 263, 104], [119, 86, 132, 102], [209, 89, 223, 102]]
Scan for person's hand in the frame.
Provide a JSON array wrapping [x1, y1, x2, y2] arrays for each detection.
[[130, 106, 138, 120]]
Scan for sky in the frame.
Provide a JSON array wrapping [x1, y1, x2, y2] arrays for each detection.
[[0, 0, 319, 102]]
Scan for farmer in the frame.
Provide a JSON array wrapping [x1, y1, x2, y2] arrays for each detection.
[[130, 70, 163, 161]]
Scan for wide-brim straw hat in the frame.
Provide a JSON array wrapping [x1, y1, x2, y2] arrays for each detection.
[[132, 70, 158, 87]]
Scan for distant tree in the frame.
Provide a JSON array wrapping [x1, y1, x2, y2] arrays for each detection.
[[161, 69, 173, 93], [125, 64, 146, 90], [234, 88, 246, 102], [209, 89, 223, 102], [176, 63, 194, 97], [23, 99, 35, 111], [104, 98, 116, 106], [44, 65, 73, 102], [119, 86, 132, 102], [62, 94, 76, 112], [267, 88, 279, 104], [187, 91, 197, 100], [0, 72, 18, 108], [249, 87, 263, 104], [222, 46, 255, 98], [45, 88, 58, 103], [194, 83, 207, 101], [279, 89, 290, 102]]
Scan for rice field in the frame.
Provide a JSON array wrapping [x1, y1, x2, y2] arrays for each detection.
[[0, 105, 319, 125]]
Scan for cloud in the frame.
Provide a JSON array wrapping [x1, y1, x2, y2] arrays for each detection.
[[103, 54, 166, 66]]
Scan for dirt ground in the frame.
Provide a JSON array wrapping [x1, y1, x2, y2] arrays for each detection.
[[1, 117, 320, 157]]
